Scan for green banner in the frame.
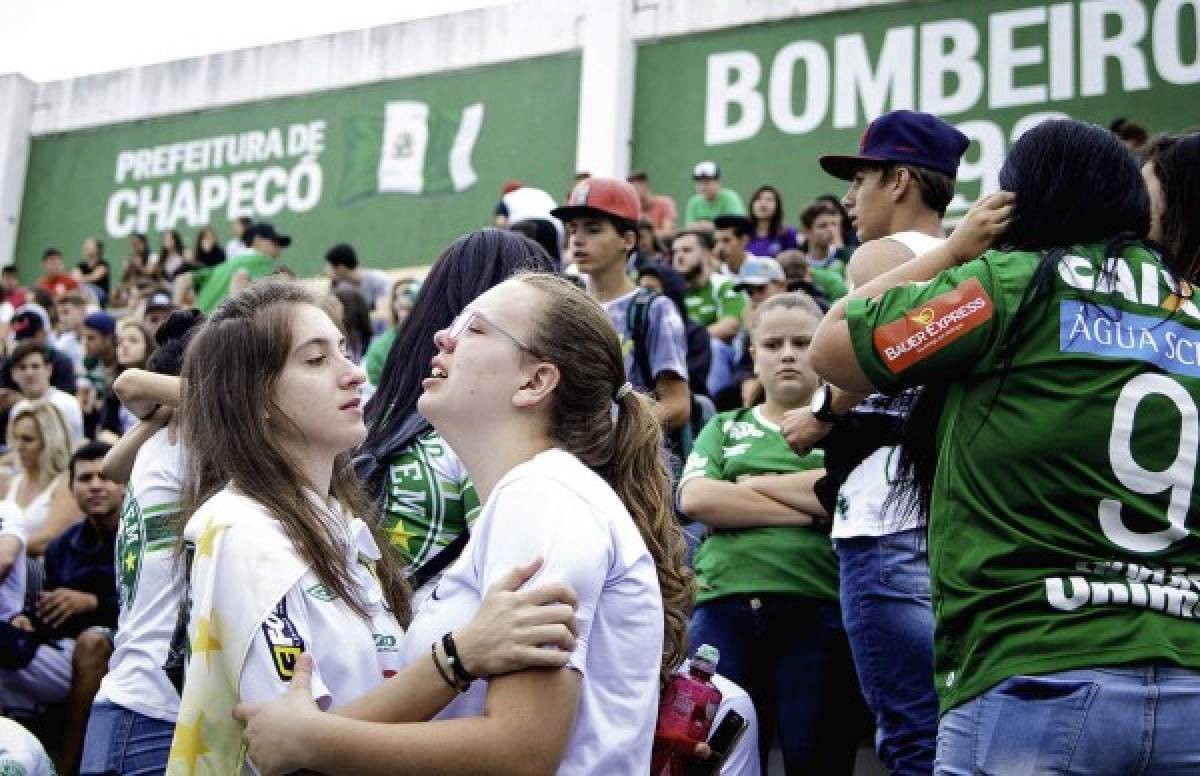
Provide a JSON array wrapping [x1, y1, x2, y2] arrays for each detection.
[[633, 0, 1199, 223], [15, 52, 580, 280]]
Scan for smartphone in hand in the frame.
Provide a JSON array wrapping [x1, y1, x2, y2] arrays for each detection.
[[685, 709, 749, 776]]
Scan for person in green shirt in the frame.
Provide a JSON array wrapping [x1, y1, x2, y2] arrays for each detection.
[[679, 292, 859, 773], [800, 200, 851, 287], [811, 120, 1200, 773], [684, 161, 745, 226], [355, 229, 558, 599], [177, 222, 290, 313], [670, 228, 746, 399], [363, 279, 417, 387]]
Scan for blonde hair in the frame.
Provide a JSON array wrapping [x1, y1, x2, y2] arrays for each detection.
[[517, 272, 694, 687], [8, 401, 71, 479]]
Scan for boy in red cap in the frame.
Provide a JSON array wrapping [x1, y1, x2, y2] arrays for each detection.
[[552, 178, 690, 432]]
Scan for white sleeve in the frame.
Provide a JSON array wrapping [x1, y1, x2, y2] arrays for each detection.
[[237, 584, 333, 710], [471, 477, 610, 673]]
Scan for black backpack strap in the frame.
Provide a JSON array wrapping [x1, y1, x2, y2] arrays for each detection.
[[626, 288, 659, 391], [409, 529, 471, 590]]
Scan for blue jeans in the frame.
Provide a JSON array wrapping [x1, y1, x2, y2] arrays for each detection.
[[689, 593, 860, 774], [80, 701, 175, 776], [936, 664, 1200, 775], [835, 529, 938, 775]]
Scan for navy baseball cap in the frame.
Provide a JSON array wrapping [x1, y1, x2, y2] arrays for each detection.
[[819, 110, 970, 181]]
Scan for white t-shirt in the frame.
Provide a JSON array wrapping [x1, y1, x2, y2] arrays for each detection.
[[0, 501, 26, 622], [94, 428, 185, 721], [0, 717, 55, 776], [403, 448, 663, 775], [830, 446, 919, 539], [54, 330, 86, 378], [238, 516, 406, 710], [14, 386, 85, 446], [830, 230, 941, 541]]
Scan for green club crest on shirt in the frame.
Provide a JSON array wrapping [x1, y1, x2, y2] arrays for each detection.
[[304, 584, 337, 602], [116, 496, 178, 610], [116, 494, 143, 609]]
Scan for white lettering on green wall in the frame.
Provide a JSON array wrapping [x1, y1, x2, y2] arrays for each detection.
[[104, 121, 326, 238]]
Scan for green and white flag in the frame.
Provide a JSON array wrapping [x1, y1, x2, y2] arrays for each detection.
[[337, 100, 484, 204]]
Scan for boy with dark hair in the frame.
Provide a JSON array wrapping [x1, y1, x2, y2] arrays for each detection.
[[782, 108, 970, 775], [800, 201, 851, 293], [8, 342, 85, 444], [551, 178, 691, 432], [713, 214, 756, 276], [35, 249, 80, 298], [325, 243, 390, 316]]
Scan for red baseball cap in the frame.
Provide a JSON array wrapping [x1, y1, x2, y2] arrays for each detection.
[[551, 177, 641, 224]]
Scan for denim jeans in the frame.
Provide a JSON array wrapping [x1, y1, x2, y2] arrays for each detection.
[[80, 701, 175, 776], [936, 664, 1200, 775], [689, 593, 860, 775], [835, 528, 939, 775]]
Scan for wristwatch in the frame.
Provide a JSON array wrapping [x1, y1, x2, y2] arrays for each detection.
[[810, 384, 847, 425]]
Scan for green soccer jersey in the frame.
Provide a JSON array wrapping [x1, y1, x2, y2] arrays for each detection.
[[846, 241, 1200, 713], [192, 251, 276, 313], [810, 266, 848, 302], [382, 429, 480, 570], [681, 406, 838, 604], [684, 275, 747, 328], [364, 327, 397, 386], [684, 189, 746, 225]]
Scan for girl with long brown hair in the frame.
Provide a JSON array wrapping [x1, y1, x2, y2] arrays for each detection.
[[167, 280, 579, 774], [236, 272, 693, 774]]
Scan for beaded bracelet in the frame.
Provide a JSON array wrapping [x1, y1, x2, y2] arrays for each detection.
[[431, 643, 467, 693], [442, 632, 477, 686]]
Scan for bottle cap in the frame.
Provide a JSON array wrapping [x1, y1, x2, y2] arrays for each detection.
[[693, 644, 720, 672]]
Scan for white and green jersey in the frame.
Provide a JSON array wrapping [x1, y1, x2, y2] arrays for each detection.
[[847, 240, 1200, 713], [683, 274, 746, 329], [382, 430, 480, 571], [95, 428, 184, 722], [681, 406, 838, 604], [0, 717, 55, 776]]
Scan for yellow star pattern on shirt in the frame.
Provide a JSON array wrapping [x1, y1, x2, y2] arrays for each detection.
[[195, 522, 225, 558], [389, 520, 412, 552], [192, 616, 222, 664], [170, 712, 210, 774]]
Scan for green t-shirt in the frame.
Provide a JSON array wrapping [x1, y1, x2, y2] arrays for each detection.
[[684, 189, 746, 225], [364, 327, 397, 386], [192, 251, 276, 313], [684, 275, 747, 328], [810, 266, 848, 302], [680, 406, 838, 604], [846, 241, 1200, 713], [382, 429, 480, 570]]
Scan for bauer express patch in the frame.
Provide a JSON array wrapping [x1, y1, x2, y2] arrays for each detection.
[[873, 277, 994, 374]]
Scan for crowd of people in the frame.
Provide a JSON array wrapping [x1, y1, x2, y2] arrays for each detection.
[[0, 108, 1197, 776]]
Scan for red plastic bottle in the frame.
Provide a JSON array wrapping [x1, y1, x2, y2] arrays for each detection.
[[651, 644, 722, 776]]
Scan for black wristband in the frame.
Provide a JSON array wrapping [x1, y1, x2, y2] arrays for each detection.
[[431, 643, 465, 692], [442, 632, 476, 685]]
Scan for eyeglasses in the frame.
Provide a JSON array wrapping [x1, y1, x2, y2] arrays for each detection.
[[446, 309, 535, 355]]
